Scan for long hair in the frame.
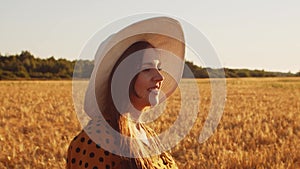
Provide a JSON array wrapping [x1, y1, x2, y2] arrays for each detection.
[[101, 41, 172, 169]]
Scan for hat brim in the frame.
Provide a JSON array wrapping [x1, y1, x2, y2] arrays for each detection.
[[84, 17, 185, 118]]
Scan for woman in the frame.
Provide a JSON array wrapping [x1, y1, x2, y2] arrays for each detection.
[[67, 17, 185, 169]]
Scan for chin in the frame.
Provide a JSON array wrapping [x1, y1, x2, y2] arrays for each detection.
[[149, 96, 159, 107]]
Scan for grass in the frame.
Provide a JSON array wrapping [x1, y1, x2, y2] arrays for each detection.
[[0, 78, 299, 168]]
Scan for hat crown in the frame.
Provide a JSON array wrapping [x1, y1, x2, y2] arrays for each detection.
[[84, 17, 185, 118]]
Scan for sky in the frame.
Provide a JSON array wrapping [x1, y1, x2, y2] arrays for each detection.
[[0, 0, 299, 73]]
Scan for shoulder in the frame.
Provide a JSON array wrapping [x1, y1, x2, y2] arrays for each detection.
[[67, 119, 178, 169], [140, 125, 179, 168], [67, 129, 122, 169]]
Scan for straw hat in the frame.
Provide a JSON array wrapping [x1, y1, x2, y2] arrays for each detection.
[[84, 16, 185, 118]]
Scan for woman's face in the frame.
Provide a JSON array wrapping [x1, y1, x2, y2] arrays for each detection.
[[130, 48, 164, 111]]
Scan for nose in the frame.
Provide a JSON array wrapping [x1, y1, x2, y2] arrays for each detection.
[[152, 69, 164, 82]]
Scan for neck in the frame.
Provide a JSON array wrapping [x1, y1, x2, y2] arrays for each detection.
[[127, 105, 143, 121]]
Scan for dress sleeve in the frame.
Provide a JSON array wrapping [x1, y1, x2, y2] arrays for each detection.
[[66, 141, 73, 169], [66, 130, 122, 169]]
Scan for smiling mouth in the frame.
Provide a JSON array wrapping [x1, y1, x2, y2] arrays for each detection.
[[148, 85, 160, 94]]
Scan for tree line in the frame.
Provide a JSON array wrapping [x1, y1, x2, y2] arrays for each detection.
[[0, 51, 92, 80], [0, 51, 299, 80], [183, 61, 299, 78]]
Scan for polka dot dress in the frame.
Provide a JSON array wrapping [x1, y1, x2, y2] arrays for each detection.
[[66, 119, 178, 169]]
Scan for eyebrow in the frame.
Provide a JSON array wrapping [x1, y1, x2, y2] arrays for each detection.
[[142, 61, 161, 67]]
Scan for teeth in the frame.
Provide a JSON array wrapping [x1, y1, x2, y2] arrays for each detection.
[[148, 88, 159, 95]]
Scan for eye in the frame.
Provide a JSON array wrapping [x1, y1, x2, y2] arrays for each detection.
[[157, 63, 162, 71], [142, 68, 151, 72], [142, 68, 162, 72]]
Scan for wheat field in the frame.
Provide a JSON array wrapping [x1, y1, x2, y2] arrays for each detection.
[[0, 78, 299, 169]]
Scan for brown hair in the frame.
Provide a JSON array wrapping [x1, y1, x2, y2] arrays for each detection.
[[102, 41, 171, 168], [101, 41, 153, 130]]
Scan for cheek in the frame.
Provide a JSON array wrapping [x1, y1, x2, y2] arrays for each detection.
[[134, 74, 148, 94]]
